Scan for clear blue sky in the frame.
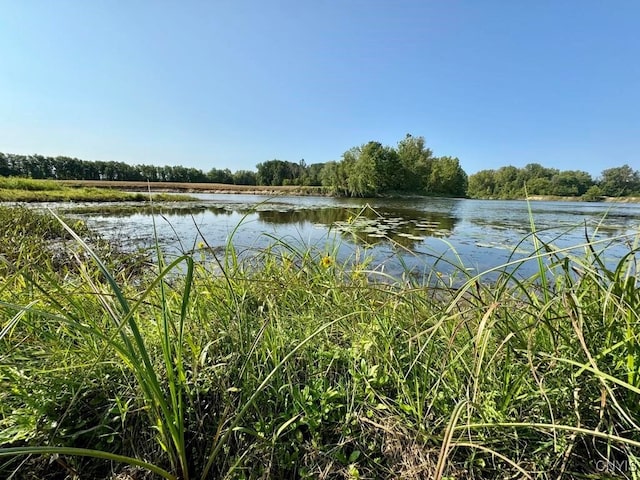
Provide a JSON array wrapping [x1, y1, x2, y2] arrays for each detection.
[[1, 1, 638, 176]]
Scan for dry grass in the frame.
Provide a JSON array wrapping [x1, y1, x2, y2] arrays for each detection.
[[59, 180, 328, 195]]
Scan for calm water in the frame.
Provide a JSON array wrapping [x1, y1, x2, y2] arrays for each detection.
[[56, 195, 640, 281]]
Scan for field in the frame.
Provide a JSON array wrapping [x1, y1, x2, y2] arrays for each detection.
[[59, 180, 328, 195], [0, 178, 198, 202], [0, 205, 639, 479]]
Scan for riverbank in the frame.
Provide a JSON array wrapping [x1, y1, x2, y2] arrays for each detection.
[[1, 206, 639, 479], [5, 178, 640, 203], [60, 179, 329, 196], [0, 177, 197, 202], [527, 194, 640, 203], [470, 194, 640, 203], [59, 181, 640, 202]]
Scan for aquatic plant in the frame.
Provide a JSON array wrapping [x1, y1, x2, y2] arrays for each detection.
[[0, 205, 639, 479]]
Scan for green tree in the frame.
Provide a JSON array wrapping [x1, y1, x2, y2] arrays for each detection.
[[427, 156, 468, 197], [344, 145, 376, 197], [232, 170, 257, 185], [0, 153, 9, 176], [598, 165, 640, 196], [582, 184, 604, 201], [467, 169, 497, 198], [550, 170, 593, 196], [305, 163, 325, 186], [396, 134, 433, 192], [344, 142, 402, 196], [320, 161, 351, 196], [525, 177, 553, 195], [493, 166, 520, 197], [208, 168, 234, 184]]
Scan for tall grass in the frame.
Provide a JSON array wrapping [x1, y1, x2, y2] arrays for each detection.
[[0, 177, 197, 202], [0, 206, 639, 479]]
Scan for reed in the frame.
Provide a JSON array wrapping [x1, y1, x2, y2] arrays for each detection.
[[0, 177, 196, 202], [0, 205, 638, 479]]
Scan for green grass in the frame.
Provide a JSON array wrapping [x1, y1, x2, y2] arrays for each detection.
[[0, 177, 197, 202], [0, 206, 639, 479]]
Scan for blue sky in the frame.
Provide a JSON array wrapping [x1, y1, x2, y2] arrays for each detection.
[[1, 1, 638, 176]]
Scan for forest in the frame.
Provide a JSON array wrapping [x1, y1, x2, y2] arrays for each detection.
[[467, 163, 640, 199], [1, 141, 638, 199], [0, 135, 468, 198]]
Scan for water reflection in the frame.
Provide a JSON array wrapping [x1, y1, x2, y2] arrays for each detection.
[[68, 201, 460, 248], [59, 196, 639, 281], [66, 204, 233, 218]]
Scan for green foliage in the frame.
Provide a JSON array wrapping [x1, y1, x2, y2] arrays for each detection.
[[468, 163, 640, 200], [0, 151, 258, 186], [255, 159, 324, 187], [582, 184, 604, 202], [2, 203, 640, 478], [0, 178, 197, 202], [468, 164, 598, 199], [231, 169, 257, 185], [339, 142, 402, 197], [323, 134, 467, 197], [397, 134, 433, 192], [599, 164, 640, 196], [427, 156, 468, 196]]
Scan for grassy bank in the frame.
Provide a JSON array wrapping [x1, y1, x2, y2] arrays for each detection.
[[0, 206, 639, 479], [471, 193, 640, 203], [0, 177, 197, 202], [59, 179, 329, 196]]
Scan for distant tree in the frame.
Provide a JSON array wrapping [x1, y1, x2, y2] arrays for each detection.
[[598, 165, 640, 196], [470, 165, 598, 198], [494, 166, 521, 197], [256, 160, 298, 186], [305, 163, 325, 186], [396, 134, 433, 192], [342, 142, 402, 196], [232, 170, 257, 185], [320, 135, 466, 197], [518, 163, 557, 183], [345, 144, 376, 197], [0, 153, 9, 176], [467, 169, 497, 198], [582, 185, 604, 202], [320, 161, 350, 196], [427, 156, 467, 197], [525, 177, 553, 195], [138, 164, 161, 182], [208, 168, 234, 184], [550, 170, 593, 196]]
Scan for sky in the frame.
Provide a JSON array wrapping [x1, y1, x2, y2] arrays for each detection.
[[1, 1, 638, 177]]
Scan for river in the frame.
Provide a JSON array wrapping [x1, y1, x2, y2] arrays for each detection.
[[55, 195, 640, 282]]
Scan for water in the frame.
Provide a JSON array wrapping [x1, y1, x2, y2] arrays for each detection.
[[55, 195, 640, 282]]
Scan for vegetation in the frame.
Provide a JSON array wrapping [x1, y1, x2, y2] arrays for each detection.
[[0, 177, 196, 202], [320, 135, 468, 197], [256, 159, 325, 186], [0, 152, 223, 184], [1, 205, 639, 479], [468, 163, 640, 200], [2, 149, 639, 201]]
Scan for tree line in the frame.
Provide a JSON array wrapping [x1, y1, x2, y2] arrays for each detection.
[[0, 135, 469, 198], [468, 164, 640, 200], [0, 152, 259, 185], [2, 148, 638, 199]]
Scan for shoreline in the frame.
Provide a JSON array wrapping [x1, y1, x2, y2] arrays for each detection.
[[466, 194, 640, 203], [59, 180, 330, 196], [2, 179, 637, 203]]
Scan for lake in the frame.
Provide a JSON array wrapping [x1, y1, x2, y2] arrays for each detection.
[[56, 195, 640, 283]]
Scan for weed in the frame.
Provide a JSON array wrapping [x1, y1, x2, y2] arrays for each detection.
[[0, 206, 639, 479]]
